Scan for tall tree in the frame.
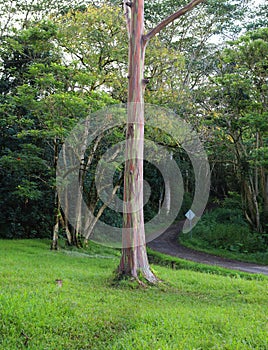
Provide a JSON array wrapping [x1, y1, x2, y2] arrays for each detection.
[[0, 20, 116, 240], [199, 28, 268, 233], [118, 0, 205, 283]]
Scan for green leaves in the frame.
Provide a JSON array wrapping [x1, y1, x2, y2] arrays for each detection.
[[55, 5, 128, 99], [201, 27, 268, 232], [15, 179, 43, 201], [0, 17, 118, 238]]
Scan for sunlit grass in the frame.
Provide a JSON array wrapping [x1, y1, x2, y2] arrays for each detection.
[[0, 239, 268, 349]]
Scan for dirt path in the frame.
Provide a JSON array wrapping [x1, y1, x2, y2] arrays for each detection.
[[148, 221, 268, 276]]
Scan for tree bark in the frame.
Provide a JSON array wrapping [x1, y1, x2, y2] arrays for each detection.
[[264, 174, 268, 225], [118, 0, 157, 283], [118, 0, 205, 283], [51, 137, 60, 250], [261, 171, 268, 227], [84, 184, 120, 244], [51, 192, 60, 250]]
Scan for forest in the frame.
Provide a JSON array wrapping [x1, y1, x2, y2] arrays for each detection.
[[0, 0, 267, 260]]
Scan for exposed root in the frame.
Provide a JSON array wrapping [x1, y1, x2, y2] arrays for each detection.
[[113, 268, 161, 288]]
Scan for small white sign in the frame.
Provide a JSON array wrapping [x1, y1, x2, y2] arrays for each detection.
[[185, 209, 195, 221]]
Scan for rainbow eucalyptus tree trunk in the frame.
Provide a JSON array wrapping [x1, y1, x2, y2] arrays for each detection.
[[118, 0, 157, 283], [118, 0, 204, 283]]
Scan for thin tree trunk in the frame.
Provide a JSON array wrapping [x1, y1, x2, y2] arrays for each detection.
[[158, 188, 164, 215], [259, 134, 268, 227], [84, 185, 120, 245], [254, 132, 259, 196], [51, 192, 60, 250], [164, 152, 173, 215], [61, 143, 73, 245], [73, 118, 90, 247], [243, 177, 261, 232], [51, 219, 59, 250], [261, 172, 268, 227], [51, 137, 60, 250]]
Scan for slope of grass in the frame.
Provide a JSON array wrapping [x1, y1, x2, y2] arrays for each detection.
[[0, 239, 268, 349], [180, 234, 268, 265]]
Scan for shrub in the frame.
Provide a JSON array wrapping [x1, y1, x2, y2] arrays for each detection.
[[186, 207, 267, 254]]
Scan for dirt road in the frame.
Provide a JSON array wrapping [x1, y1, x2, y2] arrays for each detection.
[[148, 221, 268, 276]]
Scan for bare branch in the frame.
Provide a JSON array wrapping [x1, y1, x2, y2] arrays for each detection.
[[84, 184, 120, 240], [144, 0, 205, 43], [124, 0, 131, 38]]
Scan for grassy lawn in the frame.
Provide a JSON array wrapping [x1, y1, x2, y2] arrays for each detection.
[[0, 239, 268, 349]]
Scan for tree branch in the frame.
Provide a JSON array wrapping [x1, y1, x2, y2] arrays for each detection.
[[144, 0, 205, 43], [124, 0, 131, 38]]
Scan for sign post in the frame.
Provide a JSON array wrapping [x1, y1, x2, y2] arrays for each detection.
[[185, 209, 196, 238]]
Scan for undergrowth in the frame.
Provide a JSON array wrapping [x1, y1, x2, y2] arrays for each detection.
[[180, 206, 268, 265]]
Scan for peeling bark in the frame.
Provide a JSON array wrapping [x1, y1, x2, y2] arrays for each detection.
[[118, 0, 204, 283], [119, 0, 158, 283]]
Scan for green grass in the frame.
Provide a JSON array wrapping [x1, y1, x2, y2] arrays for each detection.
[[179, 207, 268, 265], [147, 248, 265, 280], [180, 234, 268, 265], [1, 239, 268, 349]]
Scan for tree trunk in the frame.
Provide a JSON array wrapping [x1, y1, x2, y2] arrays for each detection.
[[261, 171, 268, 227], [51, 192, 60, 250], [242, 176, 261, 232], [164, 152, 173, 215], [117, 0, 205, 282], [51, 138, 60, 250], [60, 143, 75, 246], [84, 184, 120, 244], [51, 219, 59, 250], [118, 0, 158, 283]]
